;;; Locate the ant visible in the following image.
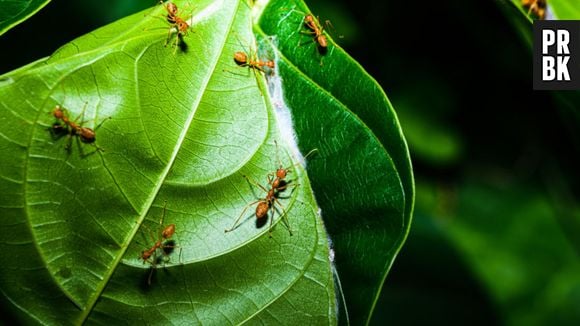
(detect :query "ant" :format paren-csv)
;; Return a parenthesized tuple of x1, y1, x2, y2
(234, 51, 275, 73)
(50, 104, 107, 155)
(282, 7, 340, 64)
(280, 7, 335, 53)
(225, 175, 291, 237)
(230, 39, 275, 96)
(225, 142, 317, 236)
(302, 14, 328, 52)
(268, 141, 318, 192)
(139, 201, 177, 285)
(522, 0, 546, 20)
(159, 0, 192, 52)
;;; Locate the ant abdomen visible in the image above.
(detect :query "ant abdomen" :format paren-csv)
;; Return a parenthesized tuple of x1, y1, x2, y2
(234, 51, 248, 65)
(79, 128, 96, 143)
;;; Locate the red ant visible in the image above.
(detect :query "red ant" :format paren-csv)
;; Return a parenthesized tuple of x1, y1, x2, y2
(268, 141, 318, 191)
(234, 51, 275, 73)
(225, 142, 317, 236)
(139, 201, 177, 285)
(225, 175, 291, 237)
(302, 14, 328, 51)
(159, 1, 192, 52)
(522, 0, 546, 20)
(283, 7, 342, 64)
(51, 104, 107, 155)
(280, 7, 335, 53)
(230, 41, 275, 96)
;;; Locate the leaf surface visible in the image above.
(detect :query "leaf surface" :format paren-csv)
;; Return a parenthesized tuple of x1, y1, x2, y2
(0, 0, 413, 324)
(0, 0, 335, 323)
(255, 0, 414, 324)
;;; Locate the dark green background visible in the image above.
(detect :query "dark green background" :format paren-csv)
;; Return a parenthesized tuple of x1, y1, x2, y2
(1, 0, 579, 325)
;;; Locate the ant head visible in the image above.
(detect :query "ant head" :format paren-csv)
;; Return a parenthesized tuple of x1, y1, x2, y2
(53, 105, 65, 119)
(304, 14, 315, 24)
(234, 51, 248, 65)
(276, 167, 289, 179)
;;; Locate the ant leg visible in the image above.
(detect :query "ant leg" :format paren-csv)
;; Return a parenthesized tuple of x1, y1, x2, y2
(94, 116, 111, 132)
(299, 29, 317, 43)
(297, 35, 317, 48)
(182, 2, 196, 20)
(73, 102, 89, 125)
(173, 33, 180, 54)
(76, 134, 85, 157)
(324, 20, 334, 31)
(272, 198, 292, 236)
(225, 200, 261, 233)
(243, 175, 270, 194)
(302, 148, 318, 160)
(79, 143, 101, 158)
(267, 173, 276, 186)
(65, 133, 73, 152)
(299, 29, 316, 36)
(279, 147, 318, 173)
(268, 205, 275, 237)
(165, 26, 174, 47)
(276, 181, 298, 193)
(140, 222, 159, 246)
(252, 69, 266, 97)
(223, 65, 252, 77)
(254, 65, 266, 74)
(146, 244, 161, 285)
(159, 201, 168, 225)
(147, 257, 157, 286)
(156, 201, 168, 238)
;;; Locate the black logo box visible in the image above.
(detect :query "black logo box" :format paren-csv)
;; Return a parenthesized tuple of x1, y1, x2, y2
(533, 20, 580, 90)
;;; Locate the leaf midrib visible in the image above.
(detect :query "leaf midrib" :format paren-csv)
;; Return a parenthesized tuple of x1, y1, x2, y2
(76, 0, 243, 322)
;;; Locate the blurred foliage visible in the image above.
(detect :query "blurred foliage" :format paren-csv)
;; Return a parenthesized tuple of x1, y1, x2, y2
(0, 0, 579, 324)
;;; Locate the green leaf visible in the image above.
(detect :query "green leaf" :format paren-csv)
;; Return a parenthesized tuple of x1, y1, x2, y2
(0, 0, 51, 36)
(0, 0, 412, 323)
(256, 0, 414, 324)
(548, 0, 580, 19)
(0, 0, 335, 323)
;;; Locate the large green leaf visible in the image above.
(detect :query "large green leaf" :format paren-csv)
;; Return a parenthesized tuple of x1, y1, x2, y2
(0, 0, 50, 36)
(546, 0, 580, 19)
(256, 0, 414, 324)
(0, 0, 412, 323)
